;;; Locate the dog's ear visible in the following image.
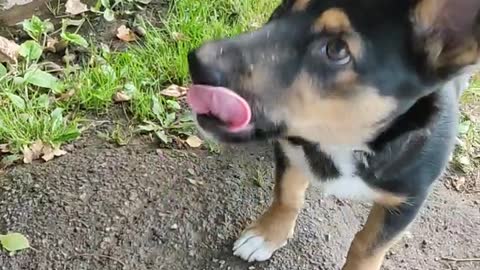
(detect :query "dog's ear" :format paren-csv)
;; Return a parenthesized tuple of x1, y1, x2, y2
(412, 0, 480, 78)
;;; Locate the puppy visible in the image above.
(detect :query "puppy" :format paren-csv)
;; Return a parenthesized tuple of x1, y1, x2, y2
(186, 0, 479, 269)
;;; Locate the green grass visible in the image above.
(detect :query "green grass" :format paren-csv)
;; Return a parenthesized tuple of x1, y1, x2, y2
(0, 0, 279, 161)
(454, 75, 480, 173)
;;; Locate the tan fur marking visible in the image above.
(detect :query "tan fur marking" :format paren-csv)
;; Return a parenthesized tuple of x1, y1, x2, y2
(374, 191, 407, 208)
(335, 70, 358, 86)
(413, 0, 447, 31)
(438, 39, 480, 67)
(344, 34, 364, 60)
(280, 73, 397, 145)
(313, 8, 352, 33)
(342, 204, 400, 270)
(247, 164, 310, 247)
(292, 0, 311, 11)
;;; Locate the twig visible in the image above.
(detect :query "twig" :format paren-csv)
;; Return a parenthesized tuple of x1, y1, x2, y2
(68, 253, 126, 267)
(441, 256, 480, 263)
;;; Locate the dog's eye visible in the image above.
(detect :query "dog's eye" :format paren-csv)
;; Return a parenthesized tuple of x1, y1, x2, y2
(325, 39, 351, 65)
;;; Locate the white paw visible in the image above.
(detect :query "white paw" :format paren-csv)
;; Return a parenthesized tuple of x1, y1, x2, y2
(232, 231, 286, 262)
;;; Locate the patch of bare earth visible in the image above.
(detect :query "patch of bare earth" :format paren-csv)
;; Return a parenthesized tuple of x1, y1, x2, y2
(0, 137, 479, 270)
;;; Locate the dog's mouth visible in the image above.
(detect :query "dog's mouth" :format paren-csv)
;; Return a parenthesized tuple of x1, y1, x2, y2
(187, 85, 253, 132)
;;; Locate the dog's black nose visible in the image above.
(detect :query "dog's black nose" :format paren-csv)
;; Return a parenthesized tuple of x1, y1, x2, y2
(188, 48, 225, 86)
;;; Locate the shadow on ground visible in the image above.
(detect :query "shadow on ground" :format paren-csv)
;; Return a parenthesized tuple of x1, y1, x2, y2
(1, 138, 479, 270)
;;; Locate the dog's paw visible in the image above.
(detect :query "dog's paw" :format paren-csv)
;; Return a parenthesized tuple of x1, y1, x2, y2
(233, 230, 288, 262)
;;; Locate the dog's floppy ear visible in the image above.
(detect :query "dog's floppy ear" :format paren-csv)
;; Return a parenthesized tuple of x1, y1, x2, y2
(412, 0, 480, 78)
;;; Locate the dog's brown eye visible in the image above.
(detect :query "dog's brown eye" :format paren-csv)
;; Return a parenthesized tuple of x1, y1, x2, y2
(325, 39, 351, 65)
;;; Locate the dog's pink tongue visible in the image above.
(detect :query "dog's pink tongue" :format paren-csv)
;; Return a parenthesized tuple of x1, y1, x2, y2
(187, 85, 252, 131)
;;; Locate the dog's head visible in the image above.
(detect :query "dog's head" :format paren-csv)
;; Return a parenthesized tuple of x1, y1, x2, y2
(187, 0, 480, 146)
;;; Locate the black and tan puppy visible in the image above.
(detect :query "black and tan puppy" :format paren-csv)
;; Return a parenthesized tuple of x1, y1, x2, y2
(186, 0, 480, 269)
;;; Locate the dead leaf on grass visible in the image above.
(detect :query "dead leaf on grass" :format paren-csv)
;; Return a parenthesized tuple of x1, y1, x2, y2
(0, 36, 20, 63)
(171, 31, 188, 41)
(113, 91, 131, 102)
(116, 25, 137, 42)
(42, 146, 67, 161)
(23, 140, 44, 164)
(65, 0, 89, 15)
(45, 37, 59, 53)
(160, 84, 188, 98)
(186, 135, 202, 148)
(0, 144, 10, 153)
(57, 89, 76, 101)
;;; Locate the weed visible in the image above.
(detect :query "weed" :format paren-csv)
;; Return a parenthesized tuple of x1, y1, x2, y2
(252, 165, 269, 188)
(0, 0, 280, 162)
(454, 75, 480, 173)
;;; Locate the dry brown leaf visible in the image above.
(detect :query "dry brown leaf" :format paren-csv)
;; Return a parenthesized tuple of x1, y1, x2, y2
(160, 84, 188, 98)
(45, 37, 59, 53)
(58, 89, 76, 101)
(0, 144, 10, 153)
(113, 91, 131, 102)
(23, 140, 44, 164)
(65, 0, 89, 15)
(186, 135, 203, 148)
(42, 146, 67, 162)
(116, 25, 137, 42)
(0, 36, 20, 63)
(171, 32, 188, 41)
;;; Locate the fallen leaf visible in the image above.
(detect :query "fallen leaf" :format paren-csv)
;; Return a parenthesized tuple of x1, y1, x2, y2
(186, 135, 203, 148)
(0, 144, 10, 153)
(42, 146, 67, 161)
(0, 233, 30, 252)
(186, 178, 204, 186)
(116, 25, 137, 42)
(45, 37, 59, 53)
(0, 36, 20, 63)
(23, 140, 44, 164)
(65, 0, 89, 15)
(160, 84, 188, 98)
(171, 31, 188, 41)
(57, 89, 76, 101)
(113, 91, 131, 102)
(452, 177, 466, 191)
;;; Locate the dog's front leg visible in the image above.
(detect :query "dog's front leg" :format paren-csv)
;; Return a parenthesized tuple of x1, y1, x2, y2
(233, 142, 310, 262)
(342, 196, 425, 270)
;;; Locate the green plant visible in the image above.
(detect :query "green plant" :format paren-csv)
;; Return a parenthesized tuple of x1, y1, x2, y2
(0, 233, 30, 254)
(22, 16, 54, 42)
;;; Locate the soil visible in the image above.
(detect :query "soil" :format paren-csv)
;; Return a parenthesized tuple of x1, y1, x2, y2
(1, 135, 479, 270)
(1, 1, 479, 269)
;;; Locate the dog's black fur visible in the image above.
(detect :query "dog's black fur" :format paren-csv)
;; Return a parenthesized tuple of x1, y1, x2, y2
(187, 0, 479, 268)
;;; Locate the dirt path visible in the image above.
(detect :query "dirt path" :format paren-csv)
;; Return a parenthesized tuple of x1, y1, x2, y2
(1, 139, 479, 270)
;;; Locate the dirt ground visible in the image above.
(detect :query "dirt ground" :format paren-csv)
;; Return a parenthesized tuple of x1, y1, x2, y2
(0, 134, 479, 270)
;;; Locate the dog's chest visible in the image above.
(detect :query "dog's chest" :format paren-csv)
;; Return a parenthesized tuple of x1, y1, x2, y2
(280, 141, 378, 201)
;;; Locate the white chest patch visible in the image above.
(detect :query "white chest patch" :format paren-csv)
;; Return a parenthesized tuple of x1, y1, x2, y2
(281, 142, 380, 202)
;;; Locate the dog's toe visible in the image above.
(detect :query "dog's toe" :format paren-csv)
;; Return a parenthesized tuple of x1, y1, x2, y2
(233, 231, 285, 262)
